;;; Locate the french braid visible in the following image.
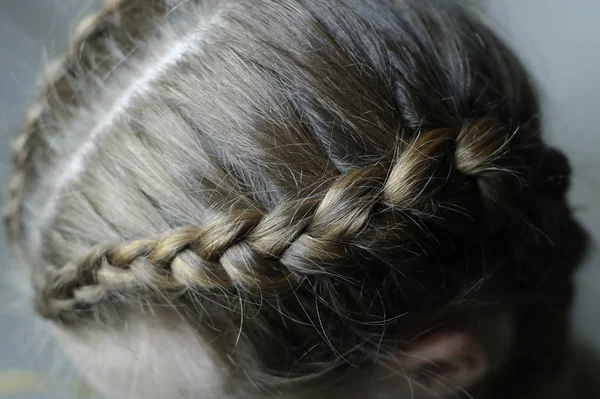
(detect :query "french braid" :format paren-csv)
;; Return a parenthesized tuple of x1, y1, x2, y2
(39, 121, 514, 319)
(4, 0, 163, 243)
(5, 1, 587, 396)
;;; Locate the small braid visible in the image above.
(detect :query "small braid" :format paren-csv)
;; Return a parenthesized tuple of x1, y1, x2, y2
(38, 121, 510, 319)
(4, 0, 175, 248)
(3, 0, 126, 243)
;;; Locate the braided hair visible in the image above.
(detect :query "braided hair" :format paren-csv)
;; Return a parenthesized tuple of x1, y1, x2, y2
(5, 0, 587, 397)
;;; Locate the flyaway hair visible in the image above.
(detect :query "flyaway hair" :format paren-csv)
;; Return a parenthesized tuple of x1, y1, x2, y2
(4, 1, 587, 398)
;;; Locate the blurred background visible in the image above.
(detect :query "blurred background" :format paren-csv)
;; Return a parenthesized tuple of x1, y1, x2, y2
(0, 0, 598, 398)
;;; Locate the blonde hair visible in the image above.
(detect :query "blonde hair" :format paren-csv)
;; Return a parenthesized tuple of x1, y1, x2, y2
(5, 0, 587, 397)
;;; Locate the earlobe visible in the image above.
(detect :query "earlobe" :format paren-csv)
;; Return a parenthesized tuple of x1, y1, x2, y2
(402, 329, 488, 396)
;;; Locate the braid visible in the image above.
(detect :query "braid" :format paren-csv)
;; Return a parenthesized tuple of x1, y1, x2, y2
(3, 0, 143, 242)
(7, 2, 587, 396)
(38, 120, 512, 319)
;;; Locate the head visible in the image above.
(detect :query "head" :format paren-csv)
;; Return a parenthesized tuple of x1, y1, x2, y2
(4, 0, 587, 398)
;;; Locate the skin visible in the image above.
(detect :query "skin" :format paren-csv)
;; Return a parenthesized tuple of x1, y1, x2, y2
(53, 309, 228, 399)
(52, 308, 519, 399)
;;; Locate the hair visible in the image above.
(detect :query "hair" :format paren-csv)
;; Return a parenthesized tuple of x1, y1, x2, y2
(4, 0, 588, 398)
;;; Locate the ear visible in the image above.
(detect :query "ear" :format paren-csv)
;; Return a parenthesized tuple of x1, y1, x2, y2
(401, 329, 488, 397)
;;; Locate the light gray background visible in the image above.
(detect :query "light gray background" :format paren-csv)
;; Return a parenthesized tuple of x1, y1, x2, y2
(0, 1, 598, 398)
